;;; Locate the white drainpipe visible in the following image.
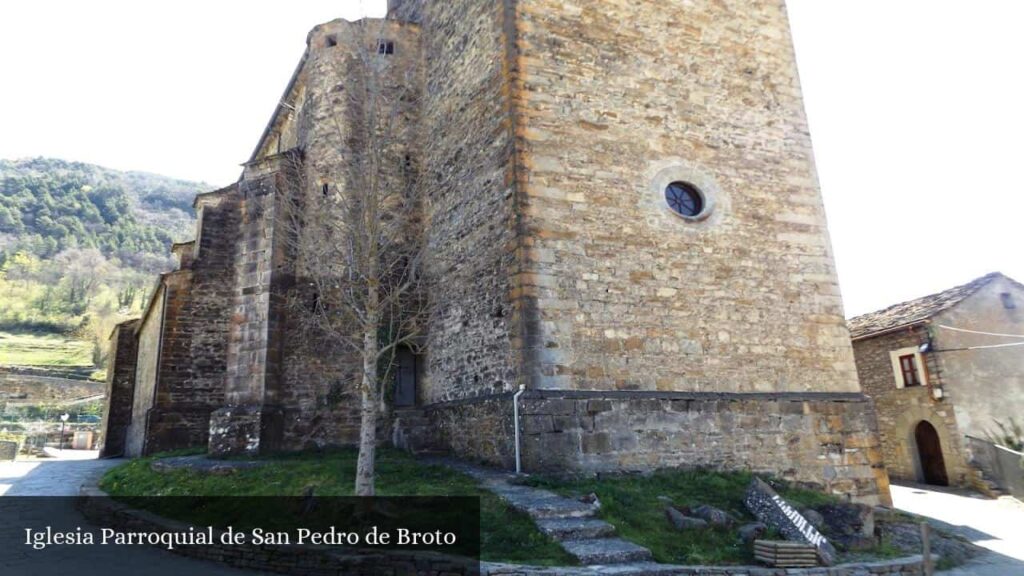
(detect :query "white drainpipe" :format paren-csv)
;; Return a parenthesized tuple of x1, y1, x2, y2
(513, 384, 526, 474)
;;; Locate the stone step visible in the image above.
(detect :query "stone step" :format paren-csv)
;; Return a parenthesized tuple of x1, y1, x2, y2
(389, 407, 425, 416)
(421, 458, 654, 566)
(485, 484, 597, 519)
(395, 422, 430, 430)
(393, 416, 430, 426)
(393, 413, 430, 423)
(394, 433, 443, 455)
(413, 449, 450, 457)
(967, 466, 1005, 498)
(559, 538, 653, 565)
(395, 421, 431, 430)
(393, 409, 428, 416)
(392, 410, 443, 455)
(536, 517, 617, 540)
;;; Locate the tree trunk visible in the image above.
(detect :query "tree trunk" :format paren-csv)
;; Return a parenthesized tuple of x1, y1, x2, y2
(355, 291, 380, 496)
(355, 370, 378, 496)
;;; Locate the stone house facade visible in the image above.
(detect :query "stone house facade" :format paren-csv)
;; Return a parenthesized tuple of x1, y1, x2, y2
(848, 272, 1024, 487)
(100, 0, 891, 505)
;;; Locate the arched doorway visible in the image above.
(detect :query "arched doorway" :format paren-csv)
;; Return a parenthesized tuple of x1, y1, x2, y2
(914, 421, 949, 486)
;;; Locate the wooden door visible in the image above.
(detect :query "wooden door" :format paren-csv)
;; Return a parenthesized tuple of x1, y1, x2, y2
(915, 420, 949, 486)
(393, 347, 417, 408)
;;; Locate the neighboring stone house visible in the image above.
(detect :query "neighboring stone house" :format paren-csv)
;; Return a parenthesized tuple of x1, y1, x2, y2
(100, 0, 892, 504)
(848, 272, 1024, 487)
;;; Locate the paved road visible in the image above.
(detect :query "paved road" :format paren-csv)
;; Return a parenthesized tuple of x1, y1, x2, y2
(0, 454, 116, 496)
(0, 454, 267, 575)
(891, 483, 1024, 575)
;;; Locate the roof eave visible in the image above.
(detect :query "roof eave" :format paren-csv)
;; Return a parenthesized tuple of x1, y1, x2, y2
(850, 319, 930, 342)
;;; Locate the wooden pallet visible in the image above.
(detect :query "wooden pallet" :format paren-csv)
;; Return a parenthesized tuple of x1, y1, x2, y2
(753, 539, 819, 568)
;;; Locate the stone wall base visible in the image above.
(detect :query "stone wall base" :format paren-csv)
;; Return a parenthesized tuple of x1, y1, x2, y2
(426, 394, 516, 469)
(425, 391, 892, 506)
(143, 406, 215, 456)
(99, 428, 127, 459)
(209, 404, 284, 457)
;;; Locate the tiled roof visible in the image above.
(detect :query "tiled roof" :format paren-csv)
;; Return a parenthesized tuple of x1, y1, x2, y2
(847, 272, 1006, 340)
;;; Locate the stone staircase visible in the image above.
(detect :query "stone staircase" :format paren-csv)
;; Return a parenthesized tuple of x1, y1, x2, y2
(968, 465, 1004, 498)
(391, 408, 446, 455)
(432, 458, 655, 566)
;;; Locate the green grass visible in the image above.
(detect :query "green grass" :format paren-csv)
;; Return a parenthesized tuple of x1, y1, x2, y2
(517, 469, 850, 565)
(0, 330, 93, 367)
(100, 448, 574, 566)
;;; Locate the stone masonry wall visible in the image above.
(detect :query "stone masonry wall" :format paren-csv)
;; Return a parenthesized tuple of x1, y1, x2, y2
(99, 319, 139, 457)
(206, 19, 428, 454)
(122, 191, 239, 456)
(142, 272, 214, 454)
(416, 0, 525, 403)
(116, 2, 888, 493)
(125, 283, 163, 457)
(271, 20, 421, 451)
(213, 166, 293, 455)
(225, 167, 285, 408)
(852, 327, 970, 485)
(263, 8, 524, 410)
(427, 390, 890, 505)
(185, 192, 239, 402)
(144, 192, 238, 455)
(512, 0, 859, 393)
(427, 393, 518, 469)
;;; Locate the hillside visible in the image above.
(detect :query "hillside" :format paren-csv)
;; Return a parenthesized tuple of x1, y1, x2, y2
(0, 158, 201, 269)
(0, 157, 204, 370)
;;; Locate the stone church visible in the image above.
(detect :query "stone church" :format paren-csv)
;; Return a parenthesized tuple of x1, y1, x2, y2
(100, 0, 891, 505)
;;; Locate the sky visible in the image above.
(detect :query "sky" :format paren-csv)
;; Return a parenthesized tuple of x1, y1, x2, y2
(0, 1, 1020, 317)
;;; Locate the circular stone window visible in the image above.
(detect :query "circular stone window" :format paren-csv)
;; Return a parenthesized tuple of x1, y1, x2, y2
(664, 181, 707, 219)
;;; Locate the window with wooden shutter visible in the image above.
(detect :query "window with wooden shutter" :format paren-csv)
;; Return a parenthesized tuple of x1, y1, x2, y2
(899, 354, 921, 387)
(890, 346, 928, 389)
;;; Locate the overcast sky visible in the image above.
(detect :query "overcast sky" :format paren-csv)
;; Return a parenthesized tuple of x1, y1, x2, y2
(0, 1, 1020, 317)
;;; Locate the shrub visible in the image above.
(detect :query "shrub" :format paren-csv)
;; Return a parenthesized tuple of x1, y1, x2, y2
(986, 417, 1024, 452)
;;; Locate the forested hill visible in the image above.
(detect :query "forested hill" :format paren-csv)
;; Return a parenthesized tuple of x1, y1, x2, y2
(0, 158, 204, 366)
(0, 157, 204, 272)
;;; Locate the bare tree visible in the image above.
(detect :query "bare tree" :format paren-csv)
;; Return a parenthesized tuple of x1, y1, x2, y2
(54, 247, 110, 305)
(279, 16, 427, 496)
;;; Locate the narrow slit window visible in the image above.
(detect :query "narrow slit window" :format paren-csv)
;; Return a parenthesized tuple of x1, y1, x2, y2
(322, 183, 329, 196)
(325, 34, 337, 48)
(377, 40, 395, 55)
